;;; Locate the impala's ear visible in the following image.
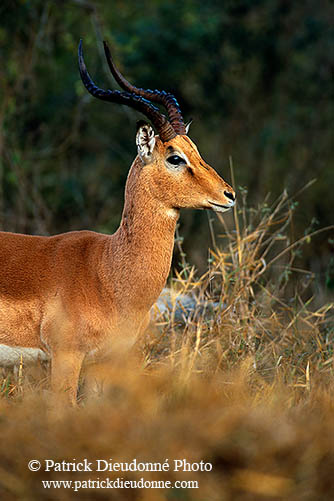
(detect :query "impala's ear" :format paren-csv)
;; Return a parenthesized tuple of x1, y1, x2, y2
(185, 119, 193, 135)
(136, 121, 156, 164)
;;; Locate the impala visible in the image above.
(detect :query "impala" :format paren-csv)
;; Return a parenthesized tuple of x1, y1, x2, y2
(0, 40, 235, 404)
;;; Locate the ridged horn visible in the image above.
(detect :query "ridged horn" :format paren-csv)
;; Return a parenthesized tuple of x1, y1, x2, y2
(78, 40, 177, 142)
(103, 41, 186, 136)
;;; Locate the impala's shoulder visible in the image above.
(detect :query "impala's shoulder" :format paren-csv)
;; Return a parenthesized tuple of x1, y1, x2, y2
(49, 230, 110, 247)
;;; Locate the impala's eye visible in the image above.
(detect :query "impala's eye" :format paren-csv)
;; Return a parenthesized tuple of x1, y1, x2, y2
(167, 155, 186, 167)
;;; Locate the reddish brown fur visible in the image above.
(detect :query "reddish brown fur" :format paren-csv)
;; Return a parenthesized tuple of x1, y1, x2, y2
(0, 134, 235, 404)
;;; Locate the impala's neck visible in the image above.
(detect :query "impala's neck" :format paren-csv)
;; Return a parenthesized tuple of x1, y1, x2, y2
(108, 157, 179, 311)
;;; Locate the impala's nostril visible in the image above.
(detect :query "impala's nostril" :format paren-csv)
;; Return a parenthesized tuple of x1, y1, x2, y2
(224, 191, 235, 202)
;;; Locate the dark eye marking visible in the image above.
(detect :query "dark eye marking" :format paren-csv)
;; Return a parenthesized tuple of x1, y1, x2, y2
(187, 166, 195, 176)
(167, 155, 186, 167)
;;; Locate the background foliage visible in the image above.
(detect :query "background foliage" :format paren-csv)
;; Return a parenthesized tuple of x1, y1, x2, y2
(0, 0, 333, 291)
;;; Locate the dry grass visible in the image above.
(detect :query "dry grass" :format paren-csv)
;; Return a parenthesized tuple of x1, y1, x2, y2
(0, 187, 333, 500)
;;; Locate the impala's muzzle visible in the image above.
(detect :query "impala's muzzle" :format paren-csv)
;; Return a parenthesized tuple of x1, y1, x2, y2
(207, 187, 236, 213)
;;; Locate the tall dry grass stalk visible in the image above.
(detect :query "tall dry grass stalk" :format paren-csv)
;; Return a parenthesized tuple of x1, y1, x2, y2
(0, 187, 333, 500)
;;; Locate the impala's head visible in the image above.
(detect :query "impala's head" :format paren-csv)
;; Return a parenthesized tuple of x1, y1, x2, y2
(78, 40, 235, 213)
(135, 122, 235, 212)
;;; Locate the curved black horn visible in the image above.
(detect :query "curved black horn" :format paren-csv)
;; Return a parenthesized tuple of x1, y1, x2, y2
(78, 40, 176, 142)
(103, 41, 186, 136)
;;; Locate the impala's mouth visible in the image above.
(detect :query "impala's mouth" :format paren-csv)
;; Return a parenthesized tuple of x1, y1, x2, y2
(208, 201, 234, 212)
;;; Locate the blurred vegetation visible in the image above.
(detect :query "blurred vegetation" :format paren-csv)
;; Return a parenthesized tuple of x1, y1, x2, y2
(0, 0, 333, 289)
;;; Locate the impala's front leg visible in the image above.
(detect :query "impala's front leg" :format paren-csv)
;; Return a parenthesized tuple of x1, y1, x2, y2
(82, 314, 150, 400)
(51, 349, 85, 405)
